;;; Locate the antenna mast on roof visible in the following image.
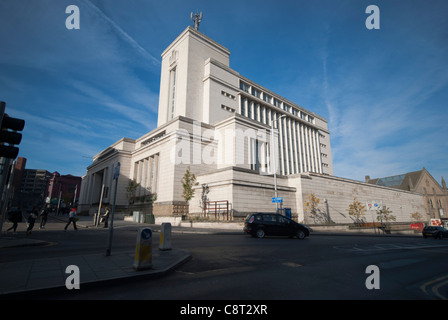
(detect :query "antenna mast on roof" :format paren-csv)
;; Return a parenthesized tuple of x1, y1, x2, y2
(191, 11, 203, 31)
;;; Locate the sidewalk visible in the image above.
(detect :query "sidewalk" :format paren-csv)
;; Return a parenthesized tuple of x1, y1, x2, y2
(0, 216, 191, 298)
(0, 248, 191, 298)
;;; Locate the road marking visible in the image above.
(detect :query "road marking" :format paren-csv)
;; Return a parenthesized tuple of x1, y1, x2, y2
(432, 279, 448, 300)
(334, 243, 448, 253)
(420, 275, 448, 300)
(378, 258, 426, 269)
(282, 262, 302, 268)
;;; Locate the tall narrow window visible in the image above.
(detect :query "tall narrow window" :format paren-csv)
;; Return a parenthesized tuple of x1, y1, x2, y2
(240, 97, 246, 116)
(250, 139, 259, 171)
(240, 81, 249, 93)
(248, 100, 252, 119)
(168, 67, 177, 119)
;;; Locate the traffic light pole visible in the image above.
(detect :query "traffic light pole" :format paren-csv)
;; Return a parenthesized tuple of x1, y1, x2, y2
(0, 101, 25, 234)
(0, 158, 15, 235)
(0, 101, 25, 159)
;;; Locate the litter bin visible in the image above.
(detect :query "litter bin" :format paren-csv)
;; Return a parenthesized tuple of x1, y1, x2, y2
(133, 211, 146, 223)
(145, 213, 155, 224)
(285, 208, 291, 219)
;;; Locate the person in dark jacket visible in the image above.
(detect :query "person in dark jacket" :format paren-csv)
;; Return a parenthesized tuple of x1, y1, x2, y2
(7, 206, 22, 233)
(102, 206, 110, 228)
(26, 206, 38, 235)
(39, 205, 50, 229)
(64, 207, 78, 231)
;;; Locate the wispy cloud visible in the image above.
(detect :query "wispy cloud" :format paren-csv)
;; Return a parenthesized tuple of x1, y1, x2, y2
(69, 80, 156, 132)
(318, 12, 448, 182)
(81, 0, 160, 67)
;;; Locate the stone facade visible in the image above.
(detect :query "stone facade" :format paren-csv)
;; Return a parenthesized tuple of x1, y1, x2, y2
(79, 25, 429, 227)
(298, 173, 425, 225)
(79, 26, 334, 218)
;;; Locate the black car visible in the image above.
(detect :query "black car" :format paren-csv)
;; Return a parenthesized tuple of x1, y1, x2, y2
(422, 226, 448, 239)
(244, 213, 311, 239)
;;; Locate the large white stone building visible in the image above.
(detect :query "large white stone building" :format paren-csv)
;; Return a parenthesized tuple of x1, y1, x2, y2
(79, 25, 426, 225)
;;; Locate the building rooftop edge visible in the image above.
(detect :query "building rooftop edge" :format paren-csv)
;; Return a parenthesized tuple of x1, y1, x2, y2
(161, 26, 231, 58)
(206, 58, 328, 125)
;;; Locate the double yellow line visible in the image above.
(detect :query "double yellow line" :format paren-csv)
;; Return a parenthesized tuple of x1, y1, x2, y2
(420, 275, 448, 300)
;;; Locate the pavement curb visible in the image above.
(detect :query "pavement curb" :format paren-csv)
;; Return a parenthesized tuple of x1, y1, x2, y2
(0, 248, 192, 299)
(0, 237, 54, 249)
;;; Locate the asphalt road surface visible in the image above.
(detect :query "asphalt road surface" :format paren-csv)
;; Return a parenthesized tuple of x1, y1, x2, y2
(8, 221, 446, 301)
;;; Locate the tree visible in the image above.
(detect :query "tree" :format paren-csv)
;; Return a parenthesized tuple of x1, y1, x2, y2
(347, 197, 366, 226)
(410, 211, 424, 222)
(304, 193, 322, 224)
(181, 167, 199, 204)
(126, 179, 140, 205)
(376, 206, 396, 224)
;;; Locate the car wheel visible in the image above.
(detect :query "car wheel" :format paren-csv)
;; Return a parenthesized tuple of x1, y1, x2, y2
(296, 230, 306, 240)
(256, 229, 265, 238)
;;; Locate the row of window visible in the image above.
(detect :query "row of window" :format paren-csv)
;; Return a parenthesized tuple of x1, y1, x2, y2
(221, 90, 236, 100)
(240, 81, 314, 124)
(241, 95, 323, 175)
(428, 198, 444, 209)
(221, 104, 236, 113)
(278, 115, 322, 175)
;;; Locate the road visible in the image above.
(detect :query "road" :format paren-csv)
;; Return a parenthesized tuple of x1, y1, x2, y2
(4, 219, 447, 300)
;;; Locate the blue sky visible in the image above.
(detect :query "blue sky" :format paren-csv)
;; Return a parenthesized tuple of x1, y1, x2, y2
(0, 0, 447, 185)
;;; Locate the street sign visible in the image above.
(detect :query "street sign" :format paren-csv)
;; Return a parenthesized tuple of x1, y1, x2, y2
(272, 197, 283, 203)
(113, 162, 120, 180)
(410, 223, 424, 230)
(142, 228, 152, 240)
(366, 200, 383, 210)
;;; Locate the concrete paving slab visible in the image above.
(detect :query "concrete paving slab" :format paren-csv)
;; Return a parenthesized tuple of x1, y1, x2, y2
(0, 248, 191, 297)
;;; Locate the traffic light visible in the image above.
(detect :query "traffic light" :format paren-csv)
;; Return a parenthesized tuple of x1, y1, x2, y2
(0, 101, 25, 159)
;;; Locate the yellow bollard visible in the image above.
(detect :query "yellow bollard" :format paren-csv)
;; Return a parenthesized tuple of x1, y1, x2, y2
(159, 223, 172, 251)
(133, 228, 152, 271)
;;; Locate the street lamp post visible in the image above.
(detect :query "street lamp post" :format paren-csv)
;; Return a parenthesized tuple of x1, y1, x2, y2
(106, 162, 120, 257)
(271, 114, 286, 213)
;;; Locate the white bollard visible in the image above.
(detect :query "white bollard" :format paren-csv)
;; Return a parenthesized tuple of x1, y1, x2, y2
(133, 228, 152, 271)
(159, 223, 172, 251)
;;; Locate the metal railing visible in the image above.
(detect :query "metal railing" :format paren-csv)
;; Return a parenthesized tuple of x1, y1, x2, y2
(204, 200, 230, 220)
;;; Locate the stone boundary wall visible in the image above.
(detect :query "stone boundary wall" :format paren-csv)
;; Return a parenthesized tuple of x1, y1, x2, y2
(298, 173, 426, 225)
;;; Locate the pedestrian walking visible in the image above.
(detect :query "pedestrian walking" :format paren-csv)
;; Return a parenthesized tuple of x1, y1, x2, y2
(7, 206, 22, 233)
(64, 207, 78, 231)
(102, 206, 110, 228)
(39, 204, 49, 229)
(26, 206, 38, 235)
